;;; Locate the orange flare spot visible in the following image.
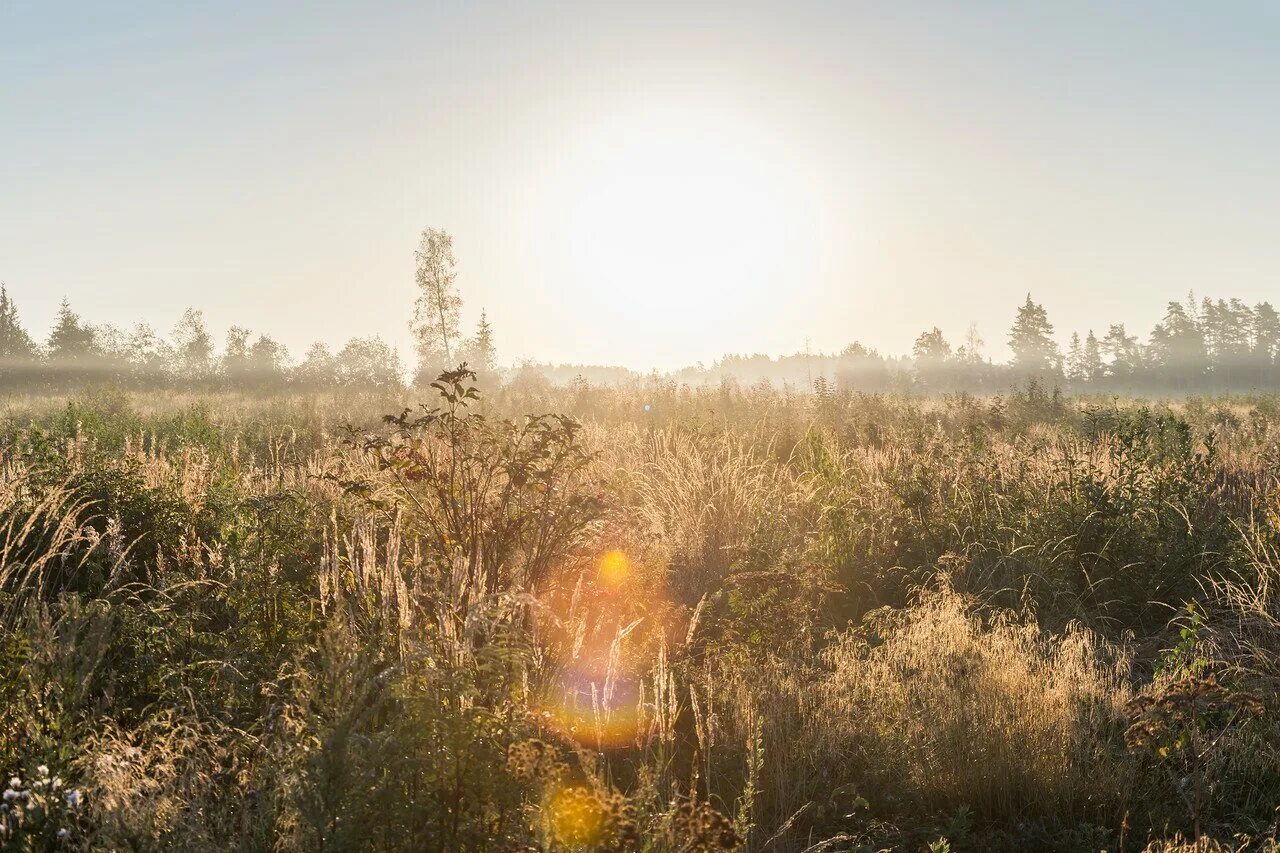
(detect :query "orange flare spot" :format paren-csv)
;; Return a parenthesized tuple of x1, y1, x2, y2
(597, 550, 631, 587)
(547, 784, 606, 846)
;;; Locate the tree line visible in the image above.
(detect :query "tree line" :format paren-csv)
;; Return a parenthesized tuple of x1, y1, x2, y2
(0, 291, 409, 393)
(2, 228, 1278, 395)
(676, 293, 1280, 395)
(900, 292, 1280, 394)
(0, 227, 496, 394)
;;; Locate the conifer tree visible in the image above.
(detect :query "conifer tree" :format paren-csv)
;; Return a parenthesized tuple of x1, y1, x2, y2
(1082, 330, 1104, 381)
(46, 299, 97, 362)
(1065, 332, 1084, 382)
(1008, 294, 1060, 375)
(1101, 323, 1141, 380)
(462, 309, 497, 376)
(0, 284, 38, 362)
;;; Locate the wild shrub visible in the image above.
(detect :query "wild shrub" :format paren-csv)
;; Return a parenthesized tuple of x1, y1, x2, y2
(346, 366, 603, 603)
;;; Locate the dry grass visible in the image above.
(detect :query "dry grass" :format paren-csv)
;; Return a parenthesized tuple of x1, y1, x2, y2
(1, 382, 1280, 850)
(813, 584, 1132, 823)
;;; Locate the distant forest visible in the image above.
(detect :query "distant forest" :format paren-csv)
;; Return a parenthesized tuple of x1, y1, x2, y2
(1, 229, 1278, 396)
(2, 284, 1279, 396)
(688, 293, 1280, 396)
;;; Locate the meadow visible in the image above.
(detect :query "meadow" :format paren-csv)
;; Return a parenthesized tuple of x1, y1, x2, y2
(3, 372, 1280, 851)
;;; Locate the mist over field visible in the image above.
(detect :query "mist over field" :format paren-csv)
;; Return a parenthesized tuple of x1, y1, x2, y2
(7, 3, 1280, 852)
(3, 273, 1279, 398)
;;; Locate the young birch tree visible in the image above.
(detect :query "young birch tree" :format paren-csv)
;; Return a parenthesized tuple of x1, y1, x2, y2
(411, 227, 462, 384)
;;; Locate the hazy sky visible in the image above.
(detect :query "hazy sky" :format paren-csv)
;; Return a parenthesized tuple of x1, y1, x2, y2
(4, 1, 1280, 369)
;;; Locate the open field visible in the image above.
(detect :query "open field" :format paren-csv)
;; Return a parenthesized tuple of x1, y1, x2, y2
(3, 376, 1280, 851)
(12, 1, 1280, 849)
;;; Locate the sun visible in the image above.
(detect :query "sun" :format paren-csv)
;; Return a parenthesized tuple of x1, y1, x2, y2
(566, 128, 789, 308)
(537, 102, 811, 340)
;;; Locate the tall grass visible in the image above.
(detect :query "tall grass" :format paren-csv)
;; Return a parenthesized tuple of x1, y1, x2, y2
(1, 378, 1279, 849)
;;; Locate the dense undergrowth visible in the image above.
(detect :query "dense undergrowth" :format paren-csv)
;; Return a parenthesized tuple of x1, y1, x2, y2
(2, 375, 1280, 850)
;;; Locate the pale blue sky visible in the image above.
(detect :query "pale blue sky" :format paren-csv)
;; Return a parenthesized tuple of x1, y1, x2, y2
(4, 1, 1280, 368)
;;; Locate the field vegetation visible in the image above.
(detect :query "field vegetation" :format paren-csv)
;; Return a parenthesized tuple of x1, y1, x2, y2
(2, 371, 1280, 851)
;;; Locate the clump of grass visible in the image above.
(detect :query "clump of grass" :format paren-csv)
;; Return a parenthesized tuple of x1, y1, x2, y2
(812, 584, 1133, 827)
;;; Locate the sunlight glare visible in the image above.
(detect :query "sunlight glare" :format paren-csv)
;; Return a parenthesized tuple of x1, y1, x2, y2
(542, 103, 810, 337)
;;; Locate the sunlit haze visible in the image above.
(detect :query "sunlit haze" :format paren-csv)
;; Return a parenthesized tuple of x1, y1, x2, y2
(5, 2, 1280, 370)
(8, 7, 1280, 848)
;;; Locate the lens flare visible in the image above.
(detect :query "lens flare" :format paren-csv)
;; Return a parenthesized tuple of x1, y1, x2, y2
(534, 549, 661, 749)
(546, 785, 606, 846)
(543, 665, 645, 750)
(597, 549, 631, 587)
